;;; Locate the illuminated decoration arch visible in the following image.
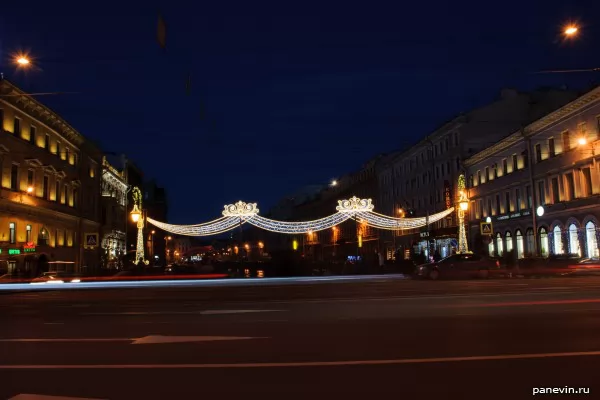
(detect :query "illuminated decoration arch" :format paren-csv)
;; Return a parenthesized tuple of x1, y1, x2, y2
(146, 196, 455, 236)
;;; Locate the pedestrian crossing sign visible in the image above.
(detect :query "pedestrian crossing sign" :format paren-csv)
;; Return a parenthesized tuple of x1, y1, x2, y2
(84, 233, 99, 248)
(480, 222, 493, 236)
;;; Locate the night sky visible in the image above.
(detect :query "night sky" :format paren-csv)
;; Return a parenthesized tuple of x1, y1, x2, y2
(1, 0, 598, 223)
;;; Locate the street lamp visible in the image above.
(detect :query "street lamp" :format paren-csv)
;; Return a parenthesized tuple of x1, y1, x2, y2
(330, 180, 338, 187)
(14, 54, 31, 68)
(578, 137, 588, 146)
(129, 187, 148, 265)
(564, 25, 578, 37)
(457, 175, 470, 254)
(26, 186, 33, 194)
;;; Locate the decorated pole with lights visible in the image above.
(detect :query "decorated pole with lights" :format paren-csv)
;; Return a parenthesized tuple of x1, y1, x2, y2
(457, 175, 470, 254)
(129, 187, 148, 265)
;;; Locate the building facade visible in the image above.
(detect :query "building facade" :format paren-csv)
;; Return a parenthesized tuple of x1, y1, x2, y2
(0, 78, 102, 276)
(100, 157, 128, 269)
(290, 156, 383, 263)
(465, 86, 600, 260)
(377, 88, 579, 261)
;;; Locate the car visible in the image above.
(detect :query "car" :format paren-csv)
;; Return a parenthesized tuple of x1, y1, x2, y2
(516, 256, 583, 277)
(414, 253, 499, 280)
(30, 272, 81, 284)
(565, 258, 600, 276)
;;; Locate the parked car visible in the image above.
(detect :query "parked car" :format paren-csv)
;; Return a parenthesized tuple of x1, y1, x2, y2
(414, 253, 500, 280)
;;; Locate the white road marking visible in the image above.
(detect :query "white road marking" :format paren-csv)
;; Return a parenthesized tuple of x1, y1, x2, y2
(0, 335, 268, 345)
(43, 323, 64, 325)
(537, 287, 575, 290)
(9, 394, 105, 400)
(131, 335, 267, 344)
(2, 349, 600, 369)
(83, 309, 284, 316)
(199, 310, 283, 315)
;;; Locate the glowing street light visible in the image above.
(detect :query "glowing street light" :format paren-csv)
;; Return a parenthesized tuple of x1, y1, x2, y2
(578, 137, 588, 146)
(15, 54, 31, 67)
(330, 180, 338, 187)
(26, 186, 34, 194)
(564, 25, 578, 37)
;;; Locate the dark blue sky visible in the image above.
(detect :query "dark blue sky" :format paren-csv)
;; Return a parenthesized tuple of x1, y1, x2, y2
(1, 0, 598, 223)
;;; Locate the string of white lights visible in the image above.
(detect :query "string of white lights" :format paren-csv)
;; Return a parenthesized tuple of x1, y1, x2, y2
(355, 208, 455, 230)
(247, 213, 352, 234)
(145, 198, 456, 236)
(147, 216, 247, 236)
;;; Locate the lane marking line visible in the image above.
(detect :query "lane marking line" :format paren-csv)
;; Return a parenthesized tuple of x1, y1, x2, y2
(2, 349, 600, 369)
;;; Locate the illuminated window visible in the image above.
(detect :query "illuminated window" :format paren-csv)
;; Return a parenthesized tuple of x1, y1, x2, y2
(505, 232, 513, 253)
(569, 224, 581, 257)
(89, 167, 95, 178)
(516, 230, 524, 259)
(553, 226, 563, 255)
(9, 222, 16, 244)
(496, 233, 503, 257)
(539, 227, 549, 257)
(526, 228, 534, 256)
(26, 224, 32, 243)
(585, 221, 599, 258)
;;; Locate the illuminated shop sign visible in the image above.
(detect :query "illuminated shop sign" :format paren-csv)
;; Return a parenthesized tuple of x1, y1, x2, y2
(8, 249, 21, 255)
(496, 209, 531, 221)
(23, 243, 36, 253)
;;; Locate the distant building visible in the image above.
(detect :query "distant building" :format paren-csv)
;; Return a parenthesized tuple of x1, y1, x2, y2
(0, 78, 102, 275)
(100, 157, 128, 268)
(377, 87, 579, 261)
(465, 86, 600, 259)
(287, 156, 384, 263)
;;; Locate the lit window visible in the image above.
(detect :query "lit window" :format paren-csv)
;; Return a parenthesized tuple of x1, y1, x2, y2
(9, 222, 16, 244)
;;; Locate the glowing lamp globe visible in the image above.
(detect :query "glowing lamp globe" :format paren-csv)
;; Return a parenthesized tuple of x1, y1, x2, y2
(130, 204, 142, 223)
(536, 206, 545, 217)
(459, 200, 469, 211)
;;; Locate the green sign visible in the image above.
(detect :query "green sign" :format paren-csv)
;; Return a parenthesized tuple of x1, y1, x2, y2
(23, 247, 36, 253)
(8, 249, 21, 255)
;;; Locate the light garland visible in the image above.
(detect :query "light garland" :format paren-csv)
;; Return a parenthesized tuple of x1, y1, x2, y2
(246, 213, 352, 234)
(355, 208, 455, 230)
(146, 197, 455, 236)
(147, 216, 247, 236)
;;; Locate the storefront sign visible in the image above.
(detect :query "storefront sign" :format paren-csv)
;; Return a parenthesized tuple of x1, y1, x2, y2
(8, 248, 21, 255)
(420, 231, 430, 238)
(496, 209, 532, 222)
(23, 243, 36, 253)
(444, 180, 453, 209)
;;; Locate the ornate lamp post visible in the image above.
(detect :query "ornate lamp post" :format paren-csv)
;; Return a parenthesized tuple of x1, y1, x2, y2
(130, 187, 148, 265)
(457, 175, 470, 254)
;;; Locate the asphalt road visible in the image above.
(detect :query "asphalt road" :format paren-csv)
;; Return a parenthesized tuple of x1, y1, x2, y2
(2, 275, 600, 399)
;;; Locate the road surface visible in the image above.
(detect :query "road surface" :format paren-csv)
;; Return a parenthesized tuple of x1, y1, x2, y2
(2, 275, 600, 399)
